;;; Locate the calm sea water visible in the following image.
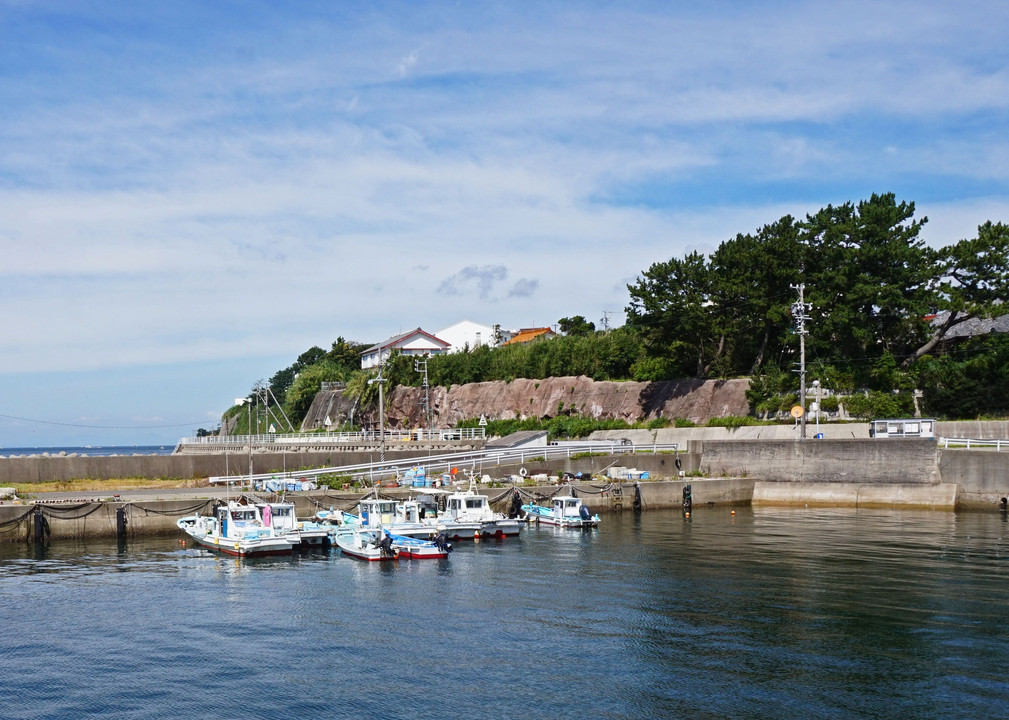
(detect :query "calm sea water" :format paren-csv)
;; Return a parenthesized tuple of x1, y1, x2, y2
(1, 508, 1007, 720)
(0, 445, 174, 457)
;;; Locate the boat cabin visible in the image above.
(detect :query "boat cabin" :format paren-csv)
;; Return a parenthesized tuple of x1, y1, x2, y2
(446, 493, 489, 518)
(553, 497, 585, 518)
(359, 499, 399, 529)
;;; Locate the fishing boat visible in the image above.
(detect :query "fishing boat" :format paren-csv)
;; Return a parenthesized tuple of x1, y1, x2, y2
(387, 531, 452, 559)
(253, 499, 331, 548)
(177, 501, 294, 557)
(333, 528, 399, 562)
(439, 484, 522, 538)
(522, 493, 600, 528)
(354, 498, 440, 538)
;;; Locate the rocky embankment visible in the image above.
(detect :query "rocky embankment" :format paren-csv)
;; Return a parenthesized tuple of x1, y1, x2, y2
(301, 375, 750, 430)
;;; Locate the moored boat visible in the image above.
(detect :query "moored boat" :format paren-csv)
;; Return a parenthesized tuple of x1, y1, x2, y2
(253, 499, 331, 548)
(522, 493, 600, 528)
(177, 501, 294, 557)
(333, 528, 399, 562)
(438, 485, 522, 538)
(387, 531, 452, 559)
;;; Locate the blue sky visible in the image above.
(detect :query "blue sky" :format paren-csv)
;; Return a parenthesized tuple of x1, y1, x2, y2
(1, 0, 1007, 446)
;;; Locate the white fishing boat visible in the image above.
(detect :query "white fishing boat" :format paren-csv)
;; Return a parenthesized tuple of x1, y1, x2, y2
(254, 499, 330, 548)
(333, 528, 399, 562)
(353, 498, 440, 539)
(521, 493, 600, 528)
(439, 484, 522, 538)
(177, 501, 294, 557)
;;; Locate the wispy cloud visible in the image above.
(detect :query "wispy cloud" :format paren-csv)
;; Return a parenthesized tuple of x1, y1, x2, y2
(437, 265, 509, 301)
(0, 0, 1007, 443)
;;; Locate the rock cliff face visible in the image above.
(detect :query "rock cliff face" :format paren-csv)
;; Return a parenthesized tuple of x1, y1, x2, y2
(303, 376, 751, 430)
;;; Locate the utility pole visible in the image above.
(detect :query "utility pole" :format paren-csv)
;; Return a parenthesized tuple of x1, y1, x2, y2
(414, 358, 431, 430)
(369, 350, 387, 464)
(791, 283, 812, 440)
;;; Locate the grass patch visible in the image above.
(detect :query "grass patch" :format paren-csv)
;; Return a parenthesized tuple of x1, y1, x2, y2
(14, 477, 206, 495)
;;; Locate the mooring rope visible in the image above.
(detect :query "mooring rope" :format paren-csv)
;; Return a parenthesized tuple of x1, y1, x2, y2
(0, 507, 35, 533)
(35, 503, 107, 521)
(131, 499, 216, 517)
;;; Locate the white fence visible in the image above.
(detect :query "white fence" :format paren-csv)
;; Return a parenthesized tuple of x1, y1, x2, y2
(208, 440, 679, 485)
(938, 437, 1009, 450)
(181, 428, 486, 447)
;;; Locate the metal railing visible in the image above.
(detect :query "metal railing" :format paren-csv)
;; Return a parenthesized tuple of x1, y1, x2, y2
(180, 428, 486, 447)
(208, 440, 679, 485)
(938, 437, 1009, 450)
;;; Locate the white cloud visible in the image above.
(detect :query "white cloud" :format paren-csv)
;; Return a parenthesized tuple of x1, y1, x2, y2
(0, 0, 1007, 443)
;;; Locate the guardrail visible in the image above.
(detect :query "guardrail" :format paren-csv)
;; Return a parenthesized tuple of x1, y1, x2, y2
(208, 440, 680, 485)
(938, 437, 1009, 450)
(180, 428, 486, 446)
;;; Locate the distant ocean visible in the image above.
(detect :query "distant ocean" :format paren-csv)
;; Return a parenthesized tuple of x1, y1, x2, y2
(0, 445, 174, 458)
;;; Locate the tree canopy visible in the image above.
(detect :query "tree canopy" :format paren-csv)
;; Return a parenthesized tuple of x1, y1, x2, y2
(229, 193, 1009, 428)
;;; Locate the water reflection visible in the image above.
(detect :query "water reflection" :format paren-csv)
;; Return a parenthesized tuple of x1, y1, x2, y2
(0, 508, 1006, 719)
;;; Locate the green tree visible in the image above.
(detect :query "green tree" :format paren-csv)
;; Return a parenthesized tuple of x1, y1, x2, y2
(558, 315, 596, 336)
(284, 362, 346, 425)
(626, 250, 716, 377)
(905, 221, 1009, 366)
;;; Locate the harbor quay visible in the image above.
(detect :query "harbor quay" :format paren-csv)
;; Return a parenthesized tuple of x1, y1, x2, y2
(3, 427, 1009, 542)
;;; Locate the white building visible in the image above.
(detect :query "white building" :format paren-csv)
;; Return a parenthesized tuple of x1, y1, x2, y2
(436, 320, 499, 353)
(360, 328, 452, 369)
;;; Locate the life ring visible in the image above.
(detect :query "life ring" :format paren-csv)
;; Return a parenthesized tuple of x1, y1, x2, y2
(519, 467, 528, 477)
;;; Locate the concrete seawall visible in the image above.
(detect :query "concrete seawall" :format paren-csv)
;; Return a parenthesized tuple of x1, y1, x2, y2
(5, 437, 1009, 515)
(0, 478, 750, 543)
(700, 438, 940, 485)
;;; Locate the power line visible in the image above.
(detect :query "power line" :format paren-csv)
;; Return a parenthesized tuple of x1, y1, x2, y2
(0, 412, 206, 430)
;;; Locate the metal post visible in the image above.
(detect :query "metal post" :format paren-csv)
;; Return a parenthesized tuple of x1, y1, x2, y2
(791, 283, 811, 440)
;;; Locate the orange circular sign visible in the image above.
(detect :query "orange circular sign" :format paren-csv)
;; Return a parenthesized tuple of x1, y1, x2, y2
(790, 405, 804, 418)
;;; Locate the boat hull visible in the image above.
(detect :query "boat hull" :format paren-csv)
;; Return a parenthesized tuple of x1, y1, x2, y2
(334, 532, 399, 562)
(177, 514, 295, 557)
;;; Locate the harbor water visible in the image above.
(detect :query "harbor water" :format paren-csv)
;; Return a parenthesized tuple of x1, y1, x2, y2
(1, 508, 1007, 719)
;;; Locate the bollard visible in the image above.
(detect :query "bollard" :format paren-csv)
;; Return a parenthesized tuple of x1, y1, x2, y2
(33, 508, 49, 543)
(116, 506, 128, 539)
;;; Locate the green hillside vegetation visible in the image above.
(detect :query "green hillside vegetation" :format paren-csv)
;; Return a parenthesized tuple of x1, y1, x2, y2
(218, 193, 1009, 435)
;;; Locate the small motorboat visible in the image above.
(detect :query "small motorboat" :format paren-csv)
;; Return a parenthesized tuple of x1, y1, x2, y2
(522, 493, 600, 528)
(387, 531, 452, 559)
(334, 528, 399, 562)
(438, 483, 522, 539)
(177, 501, 294, 557)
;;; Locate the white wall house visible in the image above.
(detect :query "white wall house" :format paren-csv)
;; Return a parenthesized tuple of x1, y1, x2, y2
(436, 320, 498, 353)
(359, 328, 451, 369)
